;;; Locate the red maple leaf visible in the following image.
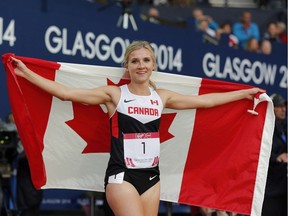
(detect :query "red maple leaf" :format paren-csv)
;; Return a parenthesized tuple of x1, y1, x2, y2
(66, 103, 110, 153)
(159, 113, 176, 143)
(66, 78, 176, 154)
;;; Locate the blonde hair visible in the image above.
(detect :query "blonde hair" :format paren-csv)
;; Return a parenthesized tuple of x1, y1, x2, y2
(123, 40, 157, 90)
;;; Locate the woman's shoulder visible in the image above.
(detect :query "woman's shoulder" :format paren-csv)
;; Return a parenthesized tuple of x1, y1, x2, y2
(100, 85, 121, 97)
(155, 88, 175, 99)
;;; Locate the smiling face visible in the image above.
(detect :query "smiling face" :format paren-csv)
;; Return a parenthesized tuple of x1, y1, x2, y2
(126, 47, 155, 85)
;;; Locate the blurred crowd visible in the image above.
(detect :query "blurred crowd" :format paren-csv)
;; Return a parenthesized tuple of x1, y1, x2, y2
(88, 0, 287, 56)
(193, 8, 286, 54)
(141, 5, 287, 55)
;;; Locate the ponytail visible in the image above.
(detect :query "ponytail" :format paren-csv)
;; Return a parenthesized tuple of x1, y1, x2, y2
(149, 80, 157, 90)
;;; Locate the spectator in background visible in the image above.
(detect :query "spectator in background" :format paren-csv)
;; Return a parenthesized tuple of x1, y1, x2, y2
(232, 10, 260, 49)
(5, 113, 43, 216)
(17, 155, 43, 216)
(193, 8, 219, 31)
(197, 17, 218, 45)
(140, 7, 160, 24)
(259, 40, 272, 55)
(140, 7, 186, 28)
(262, 21, 281, 44)
(262, 94, 287, 216)
(244, 38, 259, 53)
(216, 22, 239, 48)
(198, 17, 216, 37)
(276, 22, 288, 44)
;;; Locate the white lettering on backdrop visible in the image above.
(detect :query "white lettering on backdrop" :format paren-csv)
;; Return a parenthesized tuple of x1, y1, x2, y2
(44, 25, 183, 72)
(203, 52, 287, 89)
(0, 17, 16, 46)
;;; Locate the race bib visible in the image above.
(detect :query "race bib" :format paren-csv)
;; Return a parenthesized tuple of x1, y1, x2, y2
(123, 132, 160, 169)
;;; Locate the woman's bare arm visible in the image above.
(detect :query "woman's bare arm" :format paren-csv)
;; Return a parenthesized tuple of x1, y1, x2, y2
(11, 57, 119, 105)
(158, 88, 264, 110)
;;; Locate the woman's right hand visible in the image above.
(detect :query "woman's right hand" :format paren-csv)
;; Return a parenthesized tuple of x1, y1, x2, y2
(10, 57, 29, 77)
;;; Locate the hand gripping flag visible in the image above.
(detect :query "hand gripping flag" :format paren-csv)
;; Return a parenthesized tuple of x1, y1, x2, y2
(2, 54, 275, 215)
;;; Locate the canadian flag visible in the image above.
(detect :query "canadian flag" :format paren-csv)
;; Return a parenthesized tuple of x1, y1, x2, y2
(2, 54, 274, 215)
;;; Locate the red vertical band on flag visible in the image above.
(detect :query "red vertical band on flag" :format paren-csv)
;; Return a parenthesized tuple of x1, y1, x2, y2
(178, 78, 268, 214)
(2, 54, 60, 189)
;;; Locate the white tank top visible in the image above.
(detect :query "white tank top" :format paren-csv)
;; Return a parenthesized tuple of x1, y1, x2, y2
(116, 84, 163, 124)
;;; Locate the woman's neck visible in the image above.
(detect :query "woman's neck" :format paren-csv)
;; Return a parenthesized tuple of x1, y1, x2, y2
(127, 82, 150, 96)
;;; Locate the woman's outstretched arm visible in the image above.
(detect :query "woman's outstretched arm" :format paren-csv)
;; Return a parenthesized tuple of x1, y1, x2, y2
(158, 87, 264, 110)
(11, 57, 118, 105)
